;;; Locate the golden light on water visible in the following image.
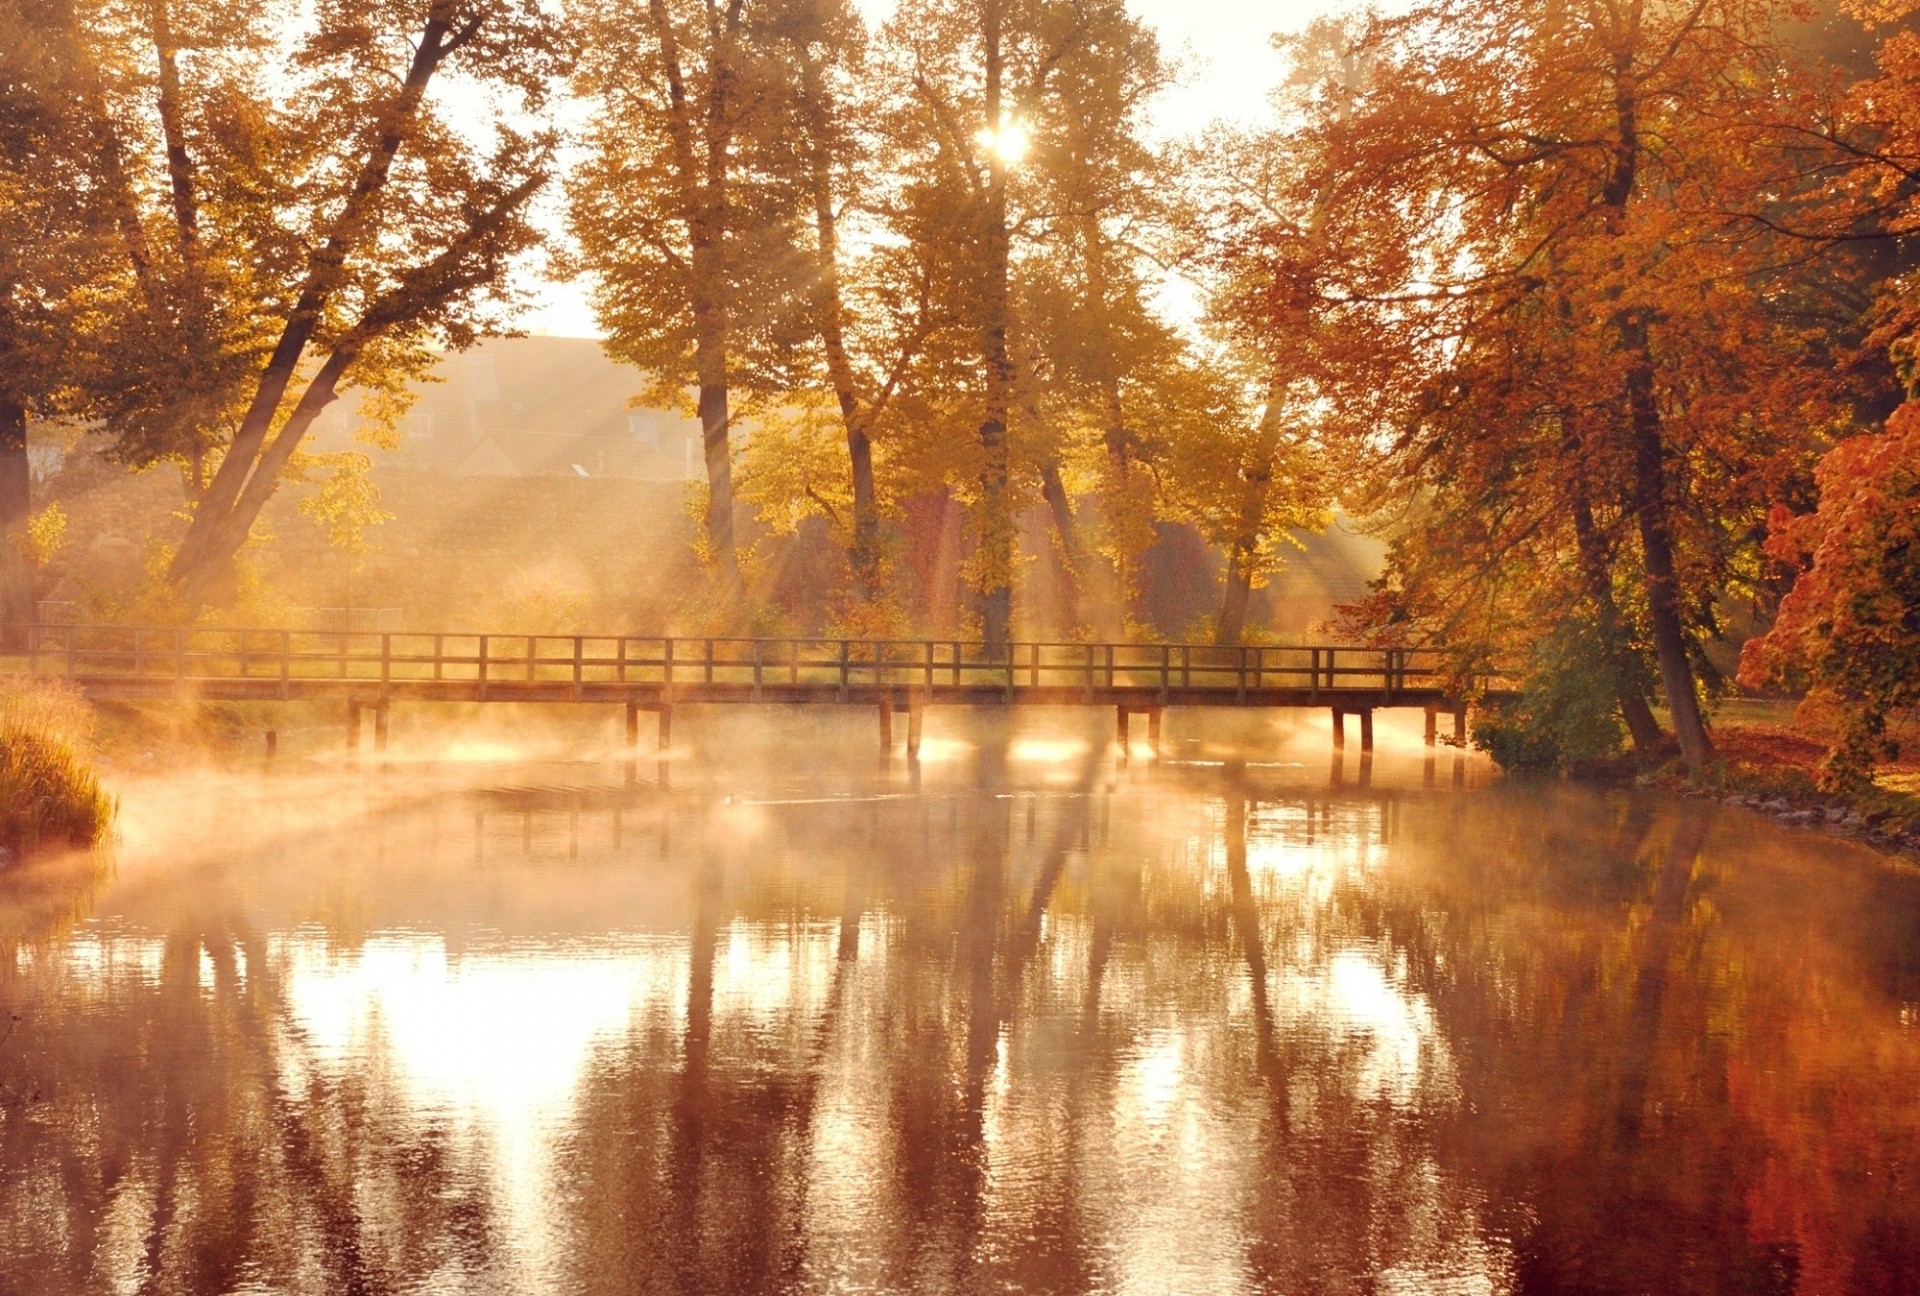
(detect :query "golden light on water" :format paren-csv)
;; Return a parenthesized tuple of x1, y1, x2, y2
(1009, 737, 1088, 764)
(13, 729, 1920, 1294)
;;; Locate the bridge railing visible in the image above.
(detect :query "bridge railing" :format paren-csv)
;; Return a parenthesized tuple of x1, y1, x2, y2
(0, 625, 1500, 698)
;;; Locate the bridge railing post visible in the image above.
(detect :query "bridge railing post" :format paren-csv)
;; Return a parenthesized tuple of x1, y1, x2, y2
(754, 639, 765, 701)
(281, 630, 291, 700)
(837, 640, 848, 700)
(925, 640, 934, 693)
(478, 635, 489, 700)
(1159, 645, 1170, 702)
(1084, 643, 1094, 701)
(382, 634, 392, 689)
(663, 638, 674, 694)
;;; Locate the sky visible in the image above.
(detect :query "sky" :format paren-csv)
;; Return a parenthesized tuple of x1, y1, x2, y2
(514, 0, 1351, 338)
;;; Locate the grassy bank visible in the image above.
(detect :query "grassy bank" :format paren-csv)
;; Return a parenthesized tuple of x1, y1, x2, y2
(0, 678, 115, 859)
(1655, 701, 1920, 856)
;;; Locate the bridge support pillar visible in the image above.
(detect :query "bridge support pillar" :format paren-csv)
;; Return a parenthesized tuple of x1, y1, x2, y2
(626, 701, 671, 753)
(1147, 707, 1161, 754)
(347, 701, 361, 753)
(1331, 707, 1346, 750)
(878, 697, 894, 751)
(1359, 708, 1374, 753)
(1116, 706, 1130, 755)
(1424, 705, 1437, 747)
(374, 702, 390, 753)
(1452, 704, 1468, 746)
(906, 700, 923, 759)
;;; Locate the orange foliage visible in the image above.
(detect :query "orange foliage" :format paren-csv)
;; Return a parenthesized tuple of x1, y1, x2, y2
(1739, 406, 1920, 788)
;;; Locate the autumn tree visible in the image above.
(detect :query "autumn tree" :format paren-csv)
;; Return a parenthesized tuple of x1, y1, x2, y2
(1009, 0, 1176, 634)
(569, 0, 816, 600)
(0, 1, 112, 642)
(863, 0, 1205, 646)
(869, 0, 1038, 646)
(1219, 4, 1853, 772)
(729, 0, 966, 620)
(104, 0, 574, 608)
(1736, 0, 1920, 787)
(1739, 408, 1920, 788)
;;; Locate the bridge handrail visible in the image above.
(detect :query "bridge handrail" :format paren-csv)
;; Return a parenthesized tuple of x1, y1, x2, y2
(0, 624, 1513, 697)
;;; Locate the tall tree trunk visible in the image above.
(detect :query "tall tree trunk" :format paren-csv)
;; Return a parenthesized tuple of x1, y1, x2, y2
(1567, 445, 1665, 753)
(648, 0, 741, 596)
(976, 1, 1014, 651)
(150, 0, 198, 260)
(0, 401, 32, 648)
(1625, 339, 1712, 772)
(798, 52, 878, 598)
(1039, 460, 1082, 631)
(1099, 386, 1153, 634)
(695, 365, 738, 594)
(148, 0, 219, 480)
(1214, 395, 1283, 647)
(1079, 219, 1148, 632)
(1216, 543, 1255, 648)
(1604, 72, 1711, 774)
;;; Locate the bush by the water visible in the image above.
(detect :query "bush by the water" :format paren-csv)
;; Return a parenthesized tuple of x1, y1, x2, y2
(0, 678, 114, 856)
(1472, 621, 1629, 774)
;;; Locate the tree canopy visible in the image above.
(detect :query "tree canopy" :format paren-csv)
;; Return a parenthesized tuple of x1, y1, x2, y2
(3, 0, 1918, 780)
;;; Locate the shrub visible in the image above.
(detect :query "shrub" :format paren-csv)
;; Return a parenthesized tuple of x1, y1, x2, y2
(1739, 407, 1920, 792)
(0, 677, 114, 856)
(1472, 619, 1627, 774)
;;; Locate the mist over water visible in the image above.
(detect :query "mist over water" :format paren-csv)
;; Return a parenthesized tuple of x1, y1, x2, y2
(2, 710, 1918, 1294)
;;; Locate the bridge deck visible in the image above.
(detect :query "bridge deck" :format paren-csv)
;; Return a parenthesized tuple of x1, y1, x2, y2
(2, 626, 1508, 713)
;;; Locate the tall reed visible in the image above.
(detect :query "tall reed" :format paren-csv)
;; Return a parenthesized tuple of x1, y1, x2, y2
(0, 676, 114, 856)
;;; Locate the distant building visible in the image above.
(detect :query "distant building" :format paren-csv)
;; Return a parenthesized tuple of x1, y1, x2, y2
(314, 336, 703, 480)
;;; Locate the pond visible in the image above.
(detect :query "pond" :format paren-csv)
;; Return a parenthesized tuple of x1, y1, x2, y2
(2, 707, 1917, 1294)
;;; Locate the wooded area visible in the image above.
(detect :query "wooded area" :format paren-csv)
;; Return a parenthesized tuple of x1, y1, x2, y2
(2, 0, 1918, 786)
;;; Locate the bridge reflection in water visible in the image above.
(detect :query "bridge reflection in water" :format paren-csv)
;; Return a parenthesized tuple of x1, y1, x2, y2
(3, 727, 1919, 1295)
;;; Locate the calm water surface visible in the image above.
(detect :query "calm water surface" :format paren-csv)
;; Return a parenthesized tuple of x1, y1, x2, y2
(2, 710, 1918, 1295)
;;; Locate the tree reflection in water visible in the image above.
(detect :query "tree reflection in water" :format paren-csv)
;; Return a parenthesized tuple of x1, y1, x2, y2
(1, 723, 1918, 1294)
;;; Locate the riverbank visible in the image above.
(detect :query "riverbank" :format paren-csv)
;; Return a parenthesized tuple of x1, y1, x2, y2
(1653, 706, 1920, 857)
(0, 679, 115, 860)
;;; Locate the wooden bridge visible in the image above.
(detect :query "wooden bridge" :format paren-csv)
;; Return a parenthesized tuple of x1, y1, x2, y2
(0, 625, 1512, 756)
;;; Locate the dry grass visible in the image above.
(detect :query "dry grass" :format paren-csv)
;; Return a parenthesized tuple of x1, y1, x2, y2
(0, 677, 114, 856)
